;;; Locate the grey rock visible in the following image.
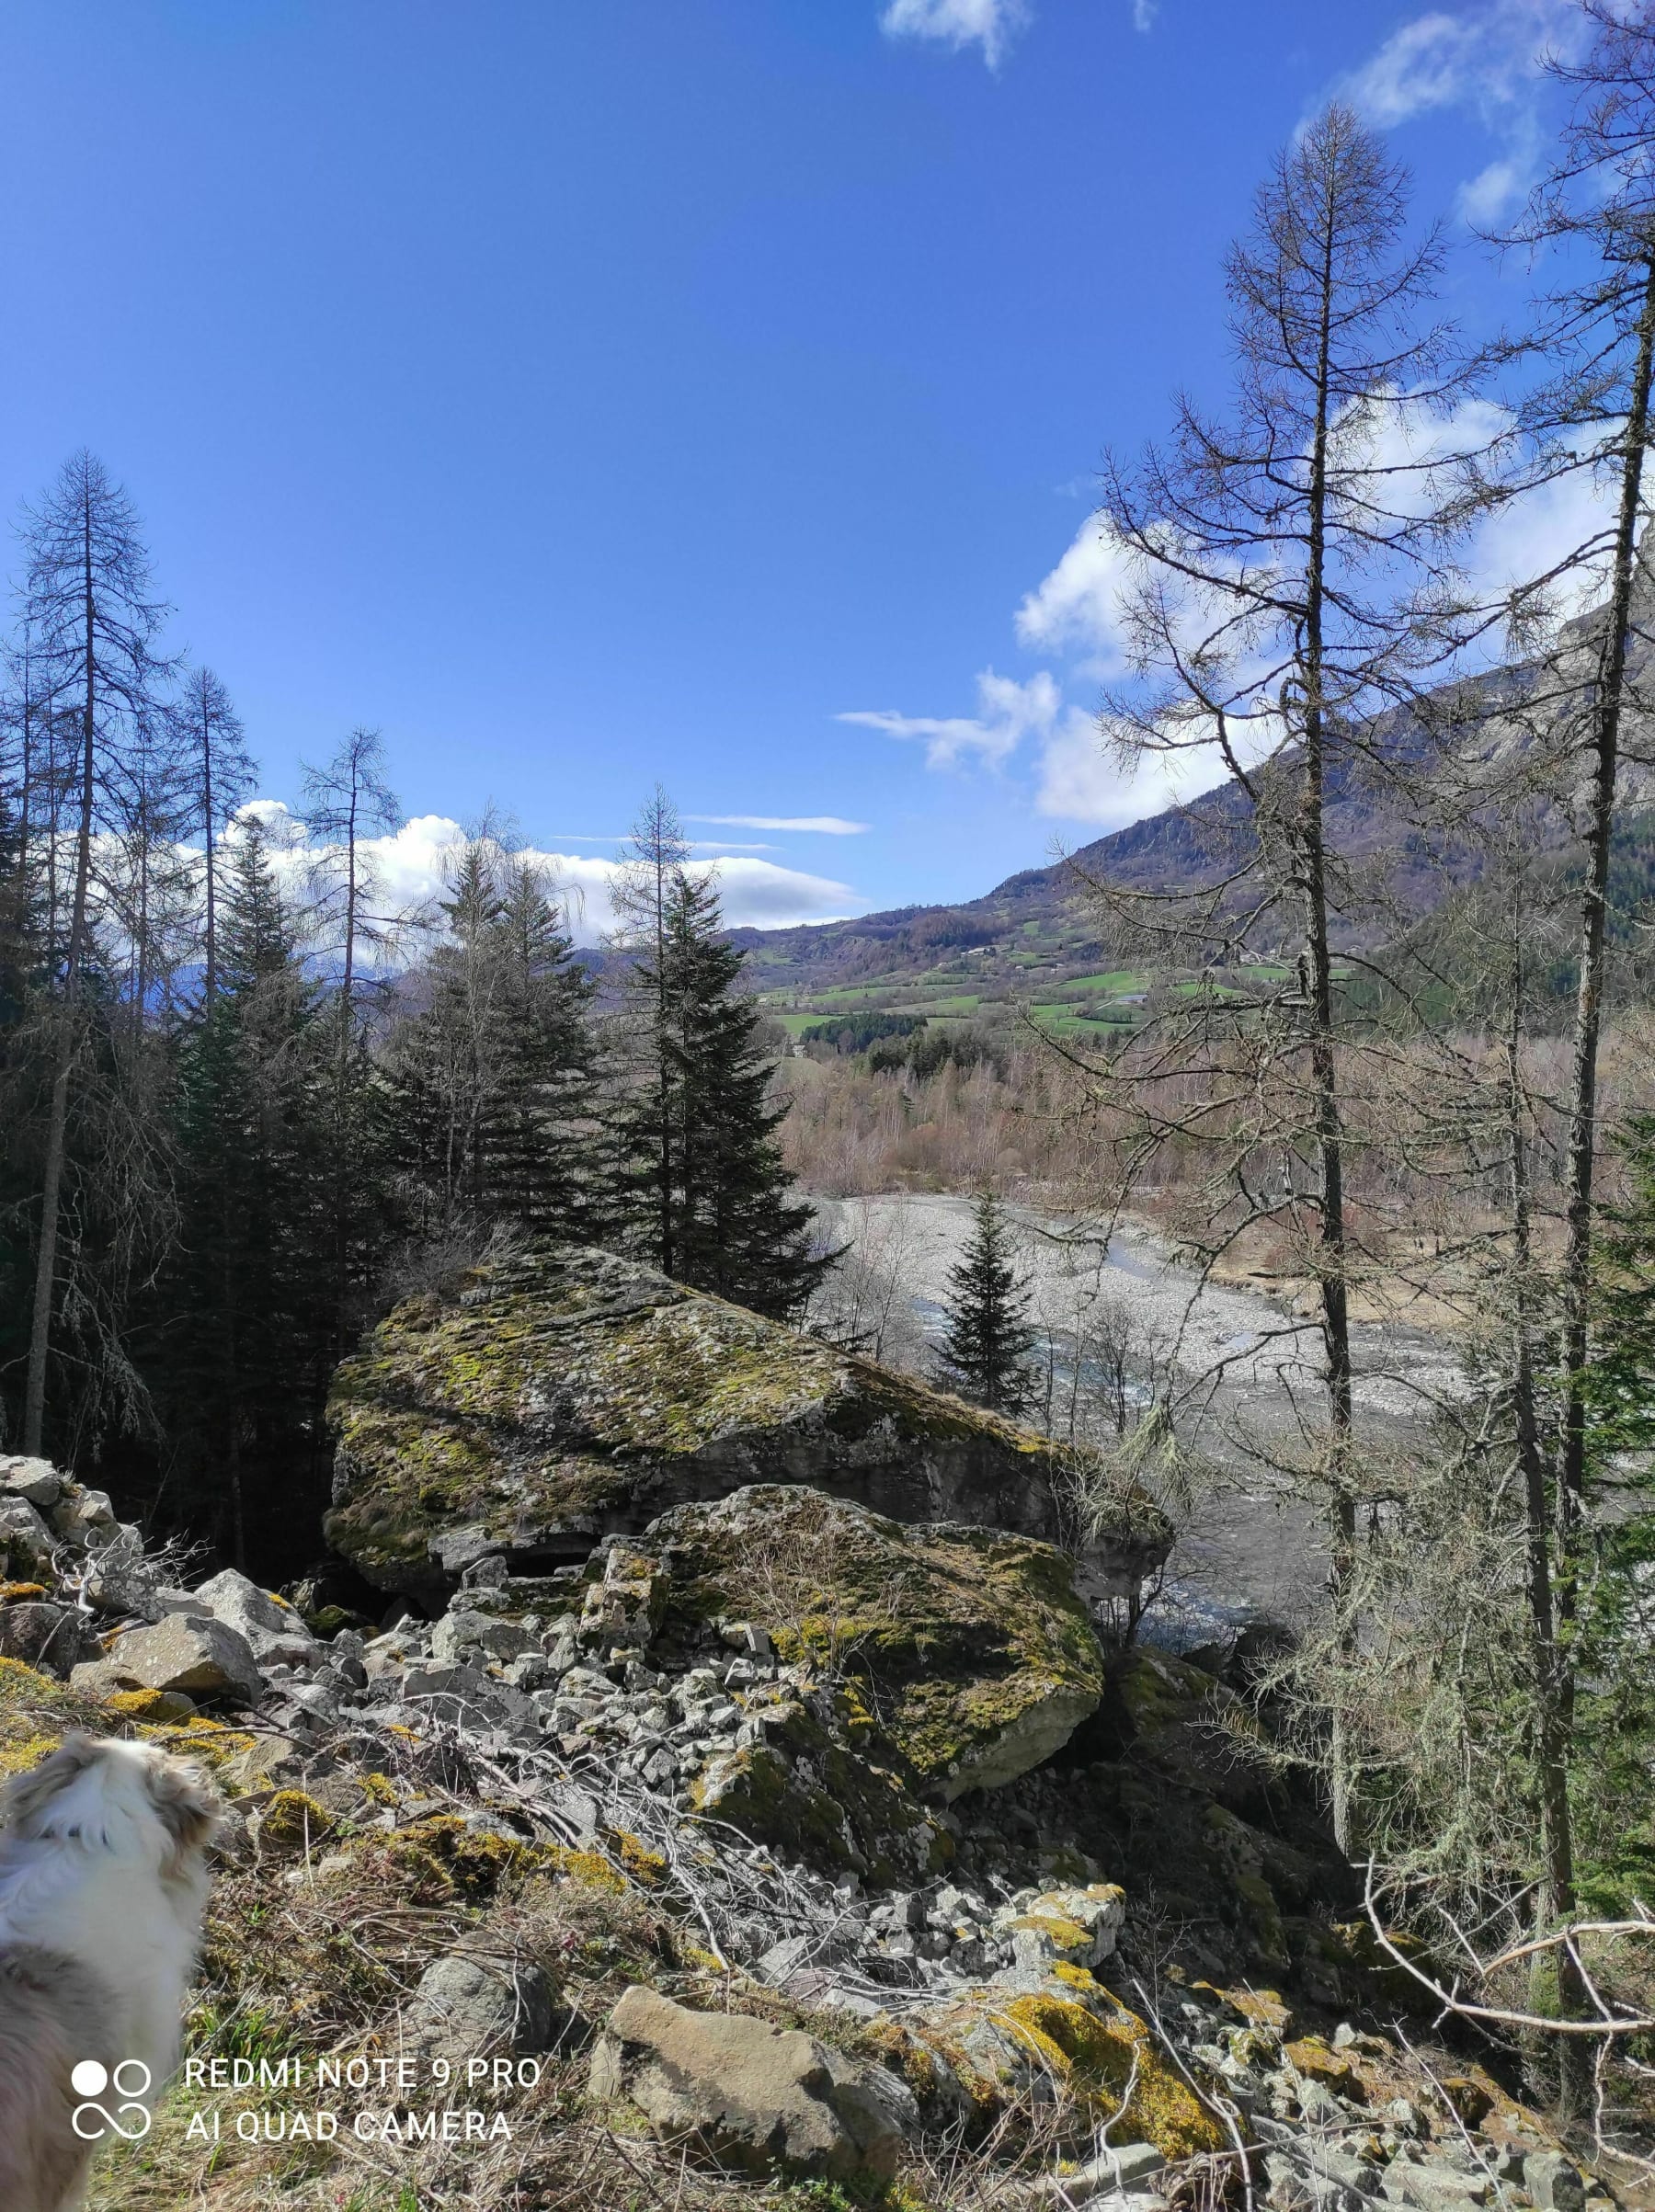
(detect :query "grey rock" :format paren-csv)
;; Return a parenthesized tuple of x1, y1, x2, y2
(50, 1488, 116, 1548)
(0, 1497, 56, 1574)
(1381, 2158, 1491, 2210)
(403, 1951, 579, 2063)
(104, 1613, 263, 1704)
(433, 1609, 539, 1664)
(0, 1456, 63, 1510)
(1524, 2155, 1584, 2212)
(589, 1984, 904, 2182)
(195, 1568, 321, 1669)
(0, 1601, 98, 1677)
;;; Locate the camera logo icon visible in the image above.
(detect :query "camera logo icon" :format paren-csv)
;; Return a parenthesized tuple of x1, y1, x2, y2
(70, 2058, 154, 2141)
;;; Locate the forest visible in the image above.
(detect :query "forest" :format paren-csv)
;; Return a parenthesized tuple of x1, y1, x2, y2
(0, 548, 826, 1574)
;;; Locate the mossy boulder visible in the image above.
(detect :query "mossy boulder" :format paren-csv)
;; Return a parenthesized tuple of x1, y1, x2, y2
(325, 1243, 1170, 1604)
(649, 1485, 1108, 1804)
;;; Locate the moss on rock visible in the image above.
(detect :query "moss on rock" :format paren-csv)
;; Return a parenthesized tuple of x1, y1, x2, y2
(325, 1243, 1169, 1602)
(654, 1486, 1106, 1806)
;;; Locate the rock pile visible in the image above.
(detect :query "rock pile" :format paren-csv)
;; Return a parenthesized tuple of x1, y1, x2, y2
(0, 1450, 1625, 2212)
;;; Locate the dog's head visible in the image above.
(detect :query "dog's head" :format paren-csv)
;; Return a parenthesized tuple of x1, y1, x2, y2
(1, 1735, 222, 1884)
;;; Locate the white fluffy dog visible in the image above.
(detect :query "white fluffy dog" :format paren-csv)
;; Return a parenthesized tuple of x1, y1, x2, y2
(0, 1734, 221, 2212)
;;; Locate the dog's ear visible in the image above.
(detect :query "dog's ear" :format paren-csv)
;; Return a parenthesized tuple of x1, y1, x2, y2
(143, 1752, 223, 1879)
(0, 1733, 99, 1833)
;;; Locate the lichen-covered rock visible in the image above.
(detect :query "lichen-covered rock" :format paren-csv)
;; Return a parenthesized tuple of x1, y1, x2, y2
(999, 1883, 1125, 1985)
(325, 1243, 1170, 1602)
(916, 1975, 1227, 2160)
(589, 1984, 909, 2181)
(650, 1487, 1106, 1805)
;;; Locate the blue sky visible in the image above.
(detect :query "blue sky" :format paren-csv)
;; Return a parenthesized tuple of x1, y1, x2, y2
(0, 1, 1592, 934)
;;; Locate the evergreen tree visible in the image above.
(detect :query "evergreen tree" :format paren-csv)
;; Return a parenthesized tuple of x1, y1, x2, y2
(165, 819, 336, 1564)
(619, 866, 827, 1317)
(938, 1192, 1037, 1415)
(388, 838, 604, 1242)
(485, 856, 605, 1237)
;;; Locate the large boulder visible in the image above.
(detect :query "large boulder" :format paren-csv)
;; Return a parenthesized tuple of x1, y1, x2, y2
(589, 1985, 910, 2181)
(0, 1456, 63, 1511)
(95, 1614, 264, 1705)
(649, 1487, 1108, 1806)
(325, 1242, 1170, 1604)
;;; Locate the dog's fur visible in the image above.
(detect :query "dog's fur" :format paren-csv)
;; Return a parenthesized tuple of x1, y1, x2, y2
(0, 1735, 220, 2212)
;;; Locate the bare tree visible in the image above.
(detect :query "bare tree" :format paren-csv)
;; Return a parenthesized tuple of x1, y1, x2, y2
(300, 724, 401, 1031)
(174, 666, 253, 1005)
(18, 451, 177, 1454)
(1077, 104, 1486, 1850)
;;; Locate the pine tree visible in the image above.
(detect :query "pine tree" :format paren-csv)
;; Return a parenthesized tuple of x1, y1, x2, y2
(485, 856, 605, 1237)
(388, 838, 604, 1242)
(166, 818, 336, 1564)
(619, 866, 828, 1317)
(938, 1192, 1037, 1414)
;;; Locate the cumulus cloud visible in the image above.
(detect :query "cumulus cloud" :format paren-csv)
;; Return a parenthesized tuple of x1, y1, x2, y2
(879, 0, 1028, 69)
(1014, 517, 1139, 667)
(235, 804, 863, 944)
(1336, 0, 1584, 222)
(688, 814, 871, 834)
(1034, 709, 1225, 828)
(839, 668, 1060, 769)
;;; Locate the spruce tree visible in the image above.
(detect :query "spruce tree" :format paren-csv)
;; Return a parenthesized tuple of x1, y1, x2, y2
(620, 866, 827, 1317)
(388, 838, 603, 1242)
(938, 1192, 1037, 1415)
(166, 818, 336, 1564)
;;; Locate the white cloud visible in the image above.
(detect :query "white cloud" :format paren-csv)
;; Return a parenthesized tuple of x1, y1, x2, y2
(1034, 709, 1224, 828)
(879, 0, 1028, 69)
(839, 667, 1060, 769)
(1014, 516, 1139, 667)
(688, 814, 871, 834)
(1131, 0, 1157, 28)
(1337, 0, 1584, 222)
(235, 804, 863, 944)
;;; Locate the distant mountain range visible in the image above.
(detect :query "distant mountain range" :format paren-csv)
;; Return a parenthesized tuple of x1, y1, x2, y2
(729, 599, 1651, 1002)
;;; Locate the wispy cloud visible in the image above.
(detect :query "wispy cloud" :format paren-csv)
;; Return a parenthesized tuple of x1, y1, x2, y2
(1131, 0, 1158, 30)
(839, 668, 1060, 769)
(879, 0, 1029, 69)
(688, 814, 871, 835)
(1336, 0, 1584, 222)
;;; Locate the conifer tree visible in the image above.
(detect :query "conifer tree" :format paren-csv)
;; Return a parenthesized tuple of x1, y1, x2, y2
(388, 838, 603, 1241)
(619, 865, 827, 1317)
(937, 1192, 1037, 1414)
(166, 818, 335, 1564)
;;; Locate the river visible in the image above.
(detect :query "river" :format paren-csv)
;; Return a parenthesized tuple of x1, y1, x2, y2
(809, 1192, 1467, 1647)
